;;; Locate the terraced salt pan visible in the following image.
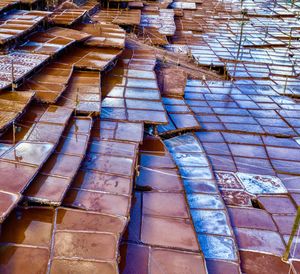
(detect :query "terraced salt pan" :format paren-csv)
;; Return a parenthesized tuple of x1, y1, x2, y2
(164, 133, 240, 264)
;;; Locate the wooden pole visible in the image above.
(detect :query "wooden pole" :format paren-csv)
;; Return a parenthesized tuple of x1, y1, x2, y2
(282, 207, 300, 262)
(11, 60, 15, 92)
(12, 121, 16, 145)
(75, 88, 79, 116)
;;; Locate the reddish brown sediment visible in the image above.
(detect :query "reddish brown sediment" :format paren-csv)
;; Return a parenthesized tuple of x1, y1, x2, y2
(57, 70, 102, 115)
(0, 10, 50, 47)
(50, 9, 88, 26)
(16, 27, 90, 55)
(24, 116, 93, 205)
(156, 66, 187, 97)
(20, 62, 74, 103)
(75, 22, 126, 49)
(120, 135, 208, 273)
(0, 91, 34, 135)
(93, 9, 141, 26)
(0, 206, 126, 273)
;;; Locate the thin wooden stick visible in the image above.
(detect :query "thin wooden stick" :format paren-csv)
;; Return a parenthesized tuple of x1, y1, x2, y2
(75, 88, 79, 116)
(282, 207, 300, 262)
(12, 121, 16, 145)
(11, 60, 15, 92)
